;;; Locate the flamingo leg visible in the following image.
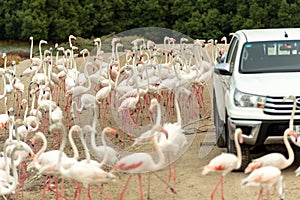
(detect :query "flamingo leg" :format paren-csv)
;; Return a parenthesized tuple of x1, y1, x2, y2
(210, 175, 223, 200)
(87, 185, 92, 200)
(172, 161, 177, 200)
(119, 174, 133, 200)
(138, 174, 144, 200)
(162, 156, 172, 199)
(221, 175, 224, 200)
(257, 188, 263, 200)
(266, 189, 270, 200)
(96, 185, 113, 200)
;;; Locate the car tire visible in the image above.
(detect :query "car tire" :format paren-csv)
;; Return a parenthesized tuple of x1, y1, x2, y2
(213, 92, 226, 147)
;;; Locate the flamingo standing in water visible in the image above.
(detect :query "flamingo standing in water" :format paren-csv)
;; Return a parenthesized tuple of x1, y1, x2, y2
(110, 124, 168, 200)
(201, 128, 243, 200)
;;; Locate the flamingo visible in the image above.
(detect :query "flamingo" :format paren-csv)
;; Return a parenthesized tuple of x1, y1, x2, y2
(0, 138, 34, 171)
(153, 90, 188, 198)
(81, 125, 118, 167)
(241, 166, 284, 200)
(84, 110, 119, 167)
(95, 61, 113, 104)
(20, 65, 39, 78)
(0, 141, 34, 199)
(110, 124, 168, 200)
(201, 128, 243, 200)
(117, 63, 140, 113)
(245, 128, 297, 173)
(29, 36, 42, 66)
(26, 131, 67, 173)
(20, 99, 39, 131)
(55, 122, 116, 200)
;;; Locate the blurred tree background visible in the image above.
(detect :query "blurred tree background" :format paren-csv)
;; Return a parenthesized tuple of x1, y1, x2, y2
(0, 0, 298, 42)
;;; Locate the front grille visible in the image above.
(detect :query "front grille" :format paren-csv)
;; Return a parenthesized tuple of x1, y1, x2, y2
(263, 96, 300, 115)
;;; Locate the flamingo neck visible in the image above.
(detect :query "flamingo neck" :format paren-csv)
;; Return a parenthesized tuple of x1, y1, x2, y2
(23, 103, 28, 121)
(30, 39, 33, 60)
(234, 131, 242, 169)
(289, 97, 296, 130)
(98, 128, 109, 168)
(5, 147, 19, 195)
(283, 129, 294, 168)
(69, 128, 79, 160)
(151, 132, 165, 170)
(174, 95, 182, 126)
(155, 102, 162, 126)
(79, 128, 91, 163)
(0, 75, 7, 99)
(34, 133, 47, 169)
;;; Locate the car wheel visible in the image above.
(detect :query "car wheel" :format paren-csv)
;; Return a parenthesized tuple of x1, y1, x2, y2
(213, 92, 226, 147)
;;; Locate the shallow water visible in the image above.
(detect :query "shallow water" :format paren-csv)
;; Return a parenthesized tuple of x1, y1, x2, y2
(0, 40, 30, 53)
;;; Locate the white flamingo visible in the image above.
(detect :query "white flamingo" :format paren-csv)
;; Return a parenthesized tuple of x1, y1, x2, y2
(110, 124, 168, 200)
(241, 166, 284, 200)
(201, 128, 243, 200)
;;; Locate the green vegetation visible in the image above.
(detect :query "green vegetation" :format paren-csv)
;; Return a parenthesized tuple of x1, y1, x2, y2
(0, 0, 298, 42)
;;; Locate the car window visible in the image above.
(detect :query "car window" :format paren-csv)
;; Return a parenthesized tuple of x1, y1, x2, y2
(225, 37, 239, 73)
(240, 40, 300, 73)
(225, 37, 236, 63)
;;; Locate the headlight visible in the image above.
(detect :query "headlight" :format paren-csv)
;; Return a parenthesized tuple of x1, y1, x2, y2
(234, 89, 266, 108)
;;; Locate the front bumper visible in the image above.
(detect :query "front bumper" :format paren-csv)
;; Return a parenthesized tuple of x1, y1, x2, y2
(227, 118, 299, 146)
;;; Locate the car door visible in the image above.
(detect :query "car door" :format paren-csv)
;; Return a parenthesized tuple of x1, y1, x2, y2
(214, 37, 239, 123)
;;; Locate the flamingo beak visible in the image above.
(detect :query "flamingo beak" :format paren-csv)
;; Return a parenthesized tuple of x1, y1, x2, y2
(291, 131, 298, 142)
(239, 135, 243, 144)
(29, 153, 35, 159)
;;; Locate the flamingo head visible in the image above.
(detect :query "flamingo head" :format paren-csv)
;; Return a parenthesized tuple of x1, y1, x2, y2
(287, 128, 298, 143)
(20, 99, 27, 109)
(152, 125, 168, 139)
(149, 98, 159, 112)
(104, 127, 117, 137)
(235, 128, 243, 144)
(69, 35, 76, 40)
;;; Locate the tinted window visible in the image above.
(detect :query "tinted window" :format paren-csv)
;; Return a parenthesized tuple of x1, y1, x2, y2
(240, 40, 300, 73)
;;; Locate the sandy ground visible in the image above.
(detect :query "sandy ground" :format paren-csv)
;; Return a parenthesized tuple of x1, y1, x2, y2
(1, 56, 300, 200)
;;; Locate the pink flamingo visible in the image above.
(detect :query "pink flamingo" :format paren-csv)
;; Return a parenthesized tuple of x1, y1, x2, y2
(56, 123, 116, 200)
(245, 128, 297, 173)
(110, 124, 168, 200)
(201, 128, 243, 200)
(241, 166, 284, 200)
(0, 141, 34, 199)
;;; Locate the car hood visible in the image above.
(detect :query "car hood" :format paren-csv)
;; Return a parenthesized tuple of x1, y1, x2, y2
(233, 72, 300, 96)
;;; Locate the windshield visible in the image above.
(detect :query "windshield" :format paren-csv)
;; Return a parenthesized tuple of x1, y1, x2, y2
(240, 41, 300, 73)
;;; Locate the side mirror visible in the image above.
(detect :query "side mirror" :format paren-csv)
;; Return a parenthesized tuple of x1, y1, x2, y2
(214, 63, 232, 75)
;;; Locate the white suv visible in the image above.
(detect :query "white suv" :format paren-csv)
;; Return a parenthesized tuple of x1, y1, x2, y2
(213, 28, 300, 169)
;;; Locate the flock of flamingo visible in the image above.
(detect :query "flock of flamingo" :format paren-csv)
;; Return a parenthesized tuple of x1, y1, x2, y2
(0, 33, 296, 200)
(0, 34, 214, 200)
